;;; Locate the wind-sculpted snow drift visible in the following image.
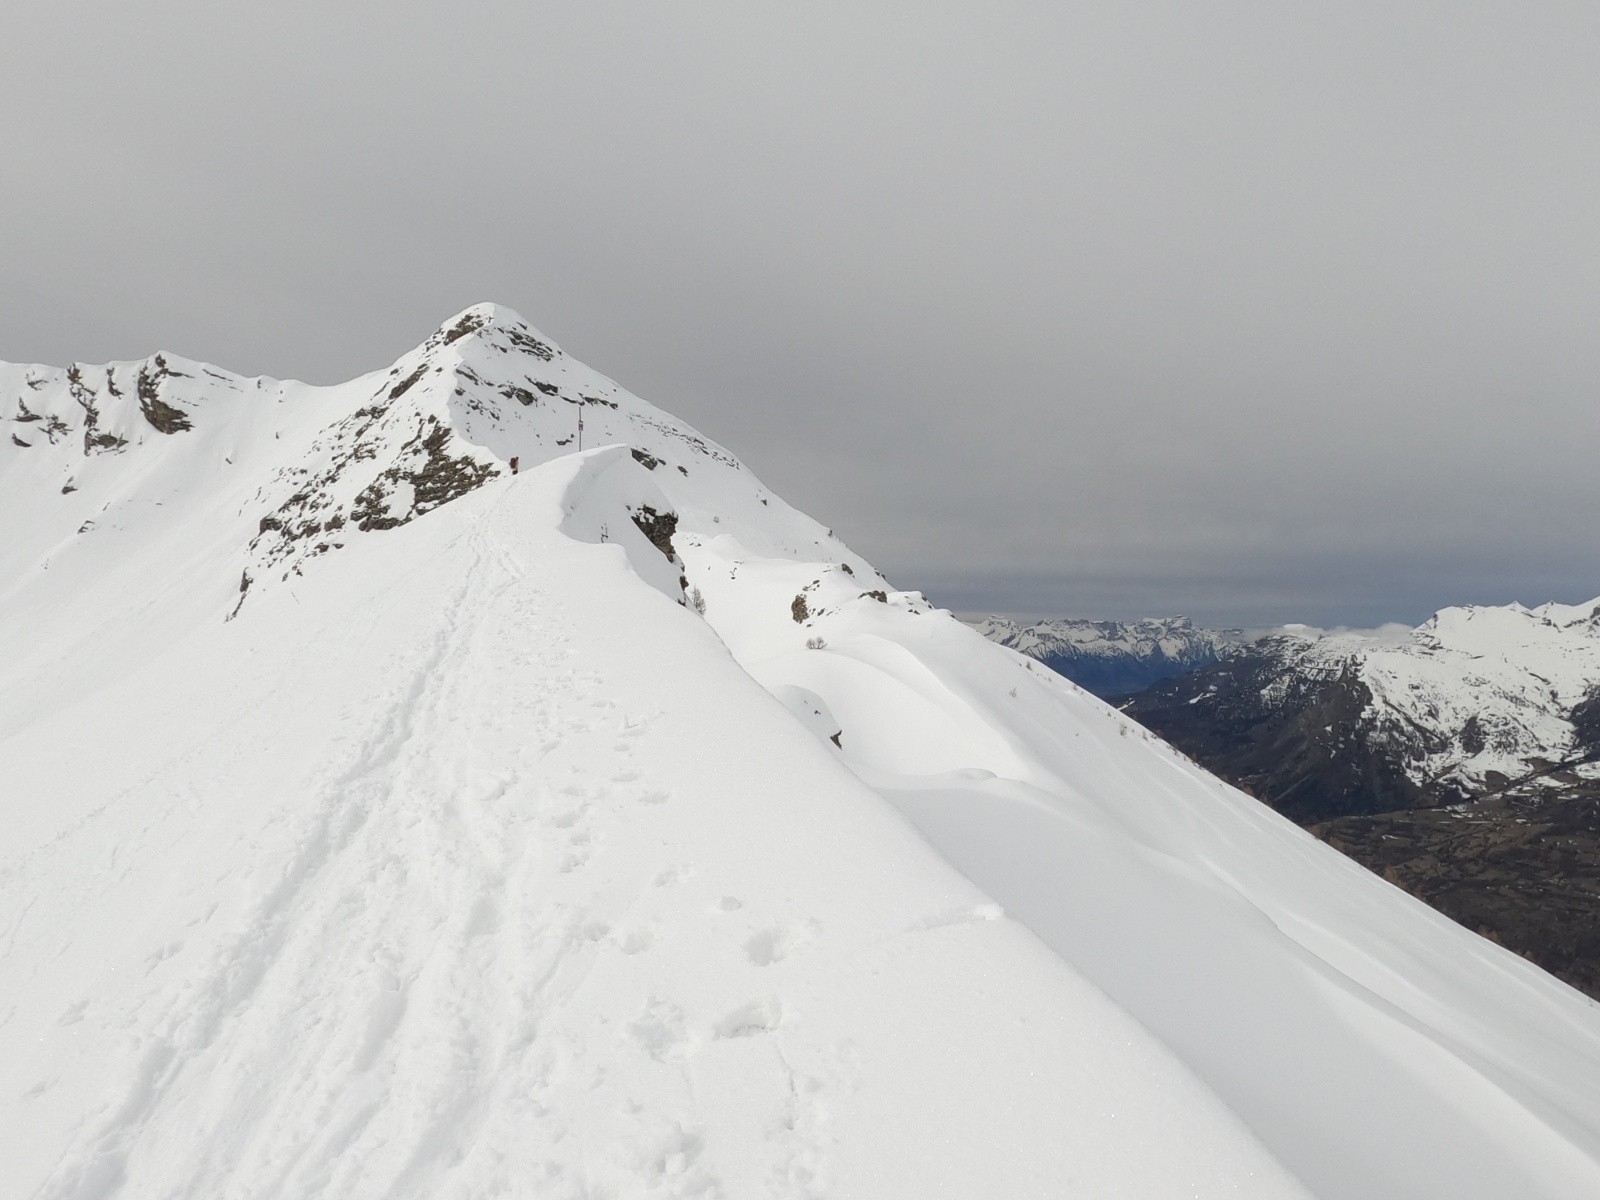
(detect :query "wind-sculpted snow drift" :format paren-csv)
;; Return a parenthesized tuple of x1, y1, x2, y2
(3, 306, 1599, 1200)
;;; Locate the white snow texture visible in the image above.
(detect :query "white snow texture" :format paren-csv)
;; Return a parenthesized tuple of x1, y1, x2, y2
(3, 305, 1599, 1199)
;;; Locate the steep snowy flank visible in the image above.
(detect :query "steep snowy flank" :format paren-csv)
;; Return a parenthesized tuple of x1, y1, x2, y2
(1123, 606, 1600, 998)
(5, 307, 1600, 1200)
(972, 613, 1243, 696)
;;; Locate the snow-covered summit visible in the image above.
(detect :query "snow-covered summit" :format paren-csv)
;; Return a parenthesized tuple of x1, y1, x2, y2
(3, 301, 858, 617)
(6, 311, 1600, 1200)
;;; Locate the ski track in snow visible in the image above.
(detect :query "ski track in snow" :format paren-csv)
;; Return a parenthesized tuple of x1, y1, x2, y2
(8, 501, 861, 1200)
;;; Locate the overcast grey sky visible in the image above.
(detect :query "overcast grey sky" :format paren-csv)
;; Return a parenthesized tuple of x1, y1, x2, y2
(6, 2, 1598, 627)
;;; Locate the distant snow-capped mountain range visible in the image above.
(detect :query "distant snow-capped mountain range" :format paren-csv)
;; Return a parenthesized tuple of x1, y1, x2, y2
(976, 601, 1600, 808)
(968, 614, 1243, 696)
(1125, 601, 1600, 821)
(7, 307, 1600, 1200)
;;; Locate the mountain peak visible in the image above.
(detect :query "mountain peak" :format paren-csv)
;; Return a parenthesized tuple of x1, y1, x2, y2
(0, 308, 838, 622)
(421, 302, 554, 356)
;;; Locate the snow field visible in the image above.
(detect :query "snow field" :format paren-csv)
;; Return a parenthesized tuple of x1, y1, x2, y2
(680, 509, 1600, 1200)
(1, 460, 1309, 1198)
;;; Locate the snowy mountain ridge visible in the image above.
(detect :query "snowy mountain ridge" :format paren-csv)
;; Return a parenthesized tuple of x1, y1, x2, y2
(2, 303, 820, 616)
(6, 307, 1600, 1200)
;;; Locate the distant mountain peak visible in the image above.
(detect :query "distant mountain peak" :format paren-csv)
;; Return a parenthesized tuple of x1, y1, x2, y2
(1130, 593, 1600, 813)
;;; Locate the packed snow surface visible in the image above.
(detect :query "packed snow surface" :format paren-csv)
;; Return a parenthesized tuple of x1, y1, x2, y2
(4, 306, 1600, 1199)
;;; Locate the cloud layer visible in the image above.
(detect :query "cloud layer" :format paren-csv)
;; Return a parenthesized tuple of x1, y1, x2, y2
(7, 2, 1597, 625)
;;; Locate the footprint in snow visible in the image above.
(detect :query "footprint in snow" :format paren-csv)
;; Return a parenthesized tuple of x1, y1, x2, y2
(143, 941, 183, 971)
(654, 864, 692, 887)
(559, 848, 592, 873)
(617, 928, 657, 955)
(629, 999, 691, 1061)
(744, 922, 817, 967)
(715, 997, 782, 1039)
(645, 1124, 713, 1188)
(463, 895, 499, 938)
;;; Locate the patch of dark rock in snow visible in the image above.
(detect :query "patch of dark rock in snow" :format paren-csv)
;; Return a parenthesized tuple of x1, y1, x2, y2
(629, 505, 679, 561)
(351, 422, 499, 532)
(138, 358, 194, 434)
